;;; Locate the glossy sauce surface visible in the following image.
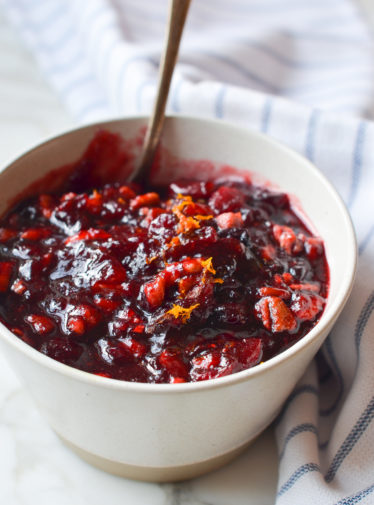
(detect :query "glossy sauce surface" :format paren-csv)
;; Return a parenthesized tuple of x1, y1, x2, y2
(0, 132, 328, 383)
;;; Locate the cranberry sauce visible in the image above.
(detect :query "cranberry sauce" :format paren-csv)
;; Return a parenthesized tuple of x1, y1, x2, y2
(0, 142, 328, 383)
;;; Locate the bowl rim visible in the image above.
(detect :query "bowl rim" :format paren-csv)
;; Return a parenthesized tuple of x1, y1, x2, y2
(0, 114, 357, 394)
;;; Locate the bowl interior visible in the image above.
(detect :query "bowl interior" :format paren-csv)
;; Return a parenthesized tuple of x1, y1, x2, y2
(0, 115, 356, 387)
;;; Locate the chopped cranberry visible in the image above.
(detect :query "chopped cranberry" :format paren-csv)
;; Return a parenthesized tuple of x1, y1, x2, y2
(190, 351, 224, 381)
(170, 377, 186, 383)
(290, 292, 324, 321)
(108, 307, 143, 336)
(148, 213, 177, 240)
(144, 275, 166, 309)
(21, 228, 51, 241)
(119, 336, 146, 358)
(261, 244, 276, 261)
(255, 296, 297, 333)
(159, 349, 188, 380)
(169, 180, 214, 198)
(303, 236, 323, 261)
(86, 190, 103, 213)
(238, 338, 263, 367)
(119, 186, 136, 199)
(11, 279, 27, 295)
(257, 286, 290, 299)
(26, 314, 55, 335)
(182, 258, 203, 274)
(178, 276, 196, 295)
(41, 337, 83, 364)
(130, 192, 160, 210)
(67, 316, 86, 335)
(209, 186, 245, 213)
(93, 294, 121, 313)
(214, 302, 248, 326)
(273, 225, 303, 255)
(39, 194, 55, 218)
(0, 262, 13, 292)
(0, 228, 17, 242)
(64, 228, 111, 245)
(215, 212, 243, 229)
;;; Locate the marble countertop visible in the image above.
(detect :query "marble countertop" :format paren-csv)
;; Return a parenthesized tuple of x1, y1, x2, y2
(0, 8, 278, 505)
(1, 3, 373, 504)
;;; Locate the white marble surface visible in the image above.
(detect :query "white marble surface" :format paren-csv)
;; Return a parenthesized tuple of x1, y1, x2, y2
(0, 8, 279, 505)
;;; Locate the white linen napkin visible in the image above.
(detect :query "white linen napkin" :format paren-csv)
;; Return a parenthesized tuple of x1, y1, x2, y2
(3, 0, 374, 503)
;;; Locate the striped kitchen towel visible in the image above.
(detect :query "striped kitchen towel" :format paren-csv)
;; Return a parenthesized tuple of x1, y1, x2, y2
(3, 0, 374, 503)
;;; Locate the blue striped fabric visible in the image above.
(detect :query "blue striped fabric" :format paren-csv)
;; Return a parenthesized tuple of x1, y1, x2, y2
(277, 463, 321, 497)
(3, 0, 374, 503)
(334, 483, 374, 505)
(278, 423, 319, 461)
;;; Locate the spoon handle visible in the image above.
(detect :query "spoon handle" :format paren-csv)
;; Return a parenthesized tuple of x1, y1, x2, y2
(130, 0, 191, 182)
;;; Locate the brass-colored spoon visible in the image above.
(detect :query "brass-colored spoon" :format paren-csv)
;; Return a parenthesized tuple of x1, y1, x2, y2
(128, 0, 191, 183)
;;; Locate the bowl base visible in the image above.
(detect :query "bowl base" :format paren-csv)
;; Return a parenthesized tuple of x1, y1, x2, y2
(58, 435, 255, 482)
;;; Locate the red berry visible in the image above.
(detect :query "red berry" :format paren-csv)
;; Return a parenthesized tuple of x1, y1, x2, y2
(170, 377, 186, 383)
(71, 304, 101, 326)
(21, 228, 51, 240)
(86, 190, 103, 213)
(130, 192, 160, 210)
(190, 350, 232, 381)
(209, 186, 245, 213)
(159, 349, 188, 379)
(303, 236, 323, 261)
(291, 293, 324, 321)
(273, 225, 302, 255)
(215, 212, 243, 229)
(11, 279, 27, 295)
(95, 372, 112, 378)
(178, 276, 196, 296)
(26, 314, 54, 335)
(0, 262, 13, 292)
(261, 244, 276, 261)
(144, 275, 166, 309)
(93, 295, 121, 313)
(169, 180, 214, 198)
(41, 337, 83, 364)
(255, 296, 297, 332)
(182, 258, 203, 274)
(39, 195, 55, 218)
(119, 336, 146, 358)
(67, 316, 86, 335)
(61, 192, 77, 201)
(119, 186, 136, 199)
(64, 228, 111, 245)
(258, 286, 290, 299)
(238, 338, 262, 367)
(0, 228, 17, 242)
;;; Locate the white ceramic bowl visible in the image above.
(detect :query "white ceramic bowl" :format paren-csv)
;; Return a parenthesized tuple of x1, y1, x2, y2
(0, 116, 356, 482)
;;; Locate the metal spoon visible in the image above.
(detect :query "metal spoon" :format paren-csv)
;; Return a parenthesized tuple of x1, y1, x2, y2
(128, 0, 191, 183)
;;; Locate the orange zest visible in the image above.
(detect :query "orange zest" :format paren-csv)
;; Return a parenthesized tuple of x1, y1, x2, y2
(146, 255, 158, 265)
(194, 214, 213, 221)
(200, 257, 216, 276)
(176, 215, 200, 234)
(166, 236, 181, 249)
(171, 195, 213, 236)
(166, 303, 200, 323)
(176, 193, 193, 206)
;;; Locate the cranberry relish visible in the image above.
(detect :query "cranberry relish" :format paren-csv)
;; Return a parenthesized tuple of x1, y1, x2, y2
(0, 174, 328, 383)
